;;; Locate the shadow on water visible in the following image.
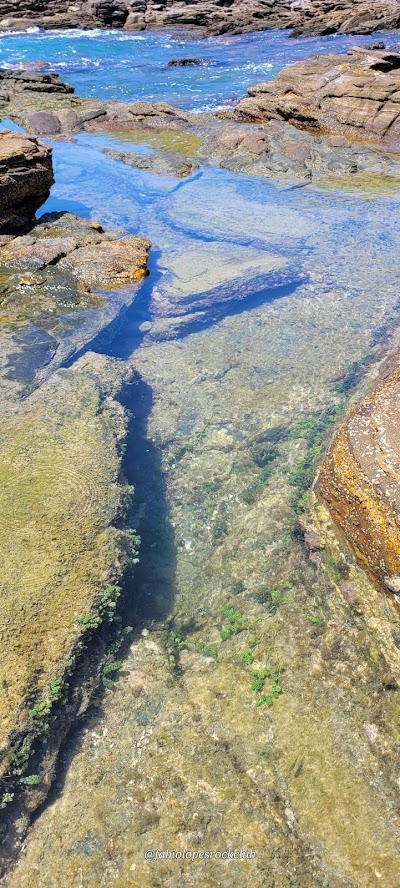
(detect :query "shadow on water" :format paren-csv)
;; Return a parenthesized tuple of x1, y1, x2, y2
(65, 248, 306, 366)
(28, 248, 306, 821)
(119, 371, 176, 624)
(29, 369, 176, 825)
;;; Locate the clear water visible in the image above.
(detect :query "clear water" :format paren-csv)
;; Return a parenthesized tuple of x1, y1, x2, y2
(2, 29, 400, 888)
(0, 27, 395, 110)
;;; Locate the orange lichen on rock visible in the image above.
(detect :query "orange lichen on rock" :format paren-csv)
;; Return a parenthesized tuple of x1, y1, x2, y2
(317, 351, 400, 593)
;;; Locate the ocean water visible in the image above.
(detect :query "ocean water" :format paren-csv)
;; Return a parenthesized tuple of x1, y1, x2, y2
(0, 26, 395, 110)
(2, 29, 400, 888)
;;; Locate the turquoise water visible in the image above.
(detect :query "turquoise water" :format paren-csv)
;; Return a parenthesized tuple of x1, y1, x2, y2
(0, 27, 395, 110)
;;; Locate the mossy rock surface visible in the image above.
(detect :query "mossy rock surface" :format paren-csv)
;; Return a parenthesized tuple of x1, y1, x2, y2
(0, 352, 130, 776)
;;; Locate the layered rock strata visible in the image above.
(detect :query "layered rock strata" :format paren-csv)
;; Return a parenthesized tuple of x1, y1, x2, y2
(4, 66, 400, 190)
(1, 0, 400, 37)
(0, 210, 150, 326)
(317, 349, 400, 598)
(0, 131, 53, 234)
(233, 46, 400, 151)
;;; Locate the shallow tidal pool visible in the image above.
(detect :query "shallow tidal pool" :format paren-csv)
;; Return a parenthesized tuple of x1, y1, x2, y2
(2, 27, 400, 888)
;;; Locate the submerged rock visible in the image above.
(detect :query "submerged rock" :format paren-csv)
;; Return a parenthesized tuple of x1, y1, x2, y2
(317, 349, 400, 594)
(0, 131, 53, 234)
(0, 351, 136, 870)
(166, 58, 215, 66)
(104, 146, 198, 177)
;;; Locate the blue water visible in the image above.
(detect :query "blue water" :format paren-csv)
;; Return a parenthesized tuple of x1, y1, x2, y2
(0, 27, 396, 110)
(1, 28, 400, 375)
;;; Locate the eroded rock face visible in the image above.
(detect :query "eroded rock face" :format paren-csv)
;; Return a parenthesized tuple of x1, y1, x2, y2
(0, 211, 150, 328)
(234, 46, 400, 151)
(0, 131, 53, 234)
(0, 0, 400, 36)
(0, 71, 194, 139)
(317, 350, 400, 595)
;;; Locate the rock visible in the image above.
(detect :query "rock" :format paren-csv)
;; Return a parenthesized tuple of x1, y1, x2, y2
(104, 147, 197, 177)
(26, 110, 61, 135)
(365, 41, 386, 50)
(0, 211, 150, 389)
(317, 350, 400, 593)
(234, 47, 400, 151)
(0, 210, 149, 318)
(0, 351, 136, 868)
(0, 69, 74, 95)
(0, 0, 400, 36)
(303, 528, 324, 552)
(203, 117, 400, 184)
(5, 67, 400, 193)
(166, 58, 215, 67)
(0, 131, 53, 234)
(57, 232, 150, 290)
(341, 582, 359, 605)
(384, 576, 400, 593)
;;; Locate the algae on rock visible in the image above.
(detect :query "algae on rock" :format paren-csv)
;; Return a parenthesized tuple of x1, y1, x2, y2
(0, 351, 139, 866)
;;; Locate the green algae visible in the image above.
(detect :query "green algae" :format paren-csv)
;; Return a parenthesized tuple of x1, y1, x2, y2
(317, 170, 400, 198)
(110, 128, 202, 158)
(0, 354, 134, 855)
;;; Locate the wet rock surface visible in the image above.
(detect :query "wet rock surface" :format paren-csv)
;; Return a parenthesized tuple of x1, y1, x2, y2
(5, 230, 400, 886)
(0, 350, 137, 870)
(2, 30, 400, 888)
(0, 210, 150, 395)
(1, 0, 400, 37)
(104, 146, 198, 177)
(0, 71, 196, 138)
(5, 68, 400, 190)
(317, 348, 400, 596)
(0, 131, 53, 234)
(0, 185, 149, 865)
(234, 46, 400, 151)
(202, 117, 400, 183)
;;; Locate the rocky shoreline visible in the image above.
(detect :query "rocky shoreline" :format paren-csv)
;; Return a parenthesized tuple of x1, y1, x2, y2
(1, 33, 400, 887)
(0, 132, 149, 867)
(1, 0, 400, 37)
(4, 48, 400, 194)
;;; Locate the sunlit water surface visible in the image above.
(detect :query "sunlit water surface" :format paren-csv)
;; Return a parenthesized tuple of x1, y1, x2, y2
(2, 28, 400, 888)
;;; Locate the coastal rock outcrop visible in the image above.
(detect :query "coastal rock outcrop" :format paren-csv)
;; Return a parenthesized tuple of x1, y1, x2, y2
(0, 211, 150, 329)
(317, 349, 400, 596)
(234, 46, 400, 151)
(0, 211, 149, 863)
(0, 131, 53, 234)
(1, 0, 400, 37)
(0, 352, 136, 870)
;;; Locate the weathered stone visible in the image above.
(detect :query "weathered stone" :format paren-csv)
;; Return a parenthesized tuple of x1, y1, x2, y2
(0, 131, 53, 234)
(0, 211, 150, 325)
(104, 146, 197, 177)
(317, 350, 400, 594)
(0, 0, 400, 37)
(26, 110, 62, 135)
(234, 47, 400, 151)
